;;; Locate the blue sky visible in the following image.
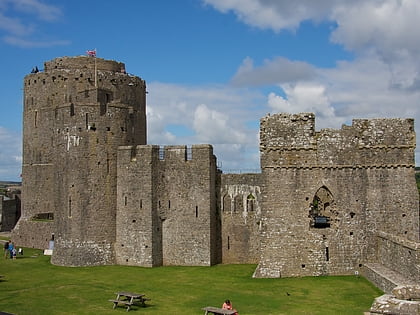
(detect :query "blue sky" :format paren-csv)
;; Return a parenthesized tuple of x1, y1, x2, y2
(1, 0, 420, 181)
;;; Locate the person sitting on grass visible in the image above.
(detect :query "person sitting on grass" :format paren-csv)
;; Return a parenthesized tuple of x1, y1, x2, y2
(222, 299, 239, 315)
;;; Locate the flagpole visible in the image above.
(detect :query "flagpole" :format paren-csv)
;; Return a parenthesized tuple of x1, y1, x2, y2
(94, 48, 97, 88)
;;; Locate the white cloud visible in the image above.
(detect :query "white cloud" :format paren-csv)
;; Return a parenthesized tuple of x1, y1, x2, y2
(0, 0, 67, 47)
(10, 0, 62, 22)
(231, 56, 315, 87)
(146, 82, 263, 171)
(0, 127, 22, 181)
(267, 82, 341, 129)
(205, 0, 420, 166)
(3, 35, 70, 48)
(203, 0, 346, 31)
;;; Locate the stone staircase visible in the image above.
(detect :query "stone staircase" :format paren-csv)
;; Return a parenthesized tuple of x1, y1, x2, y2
(362, 262, 418, 294)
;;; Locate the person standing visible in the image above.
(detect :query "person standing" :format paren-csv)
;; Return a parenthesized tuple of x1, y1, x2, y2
(8, 241, 14, 259)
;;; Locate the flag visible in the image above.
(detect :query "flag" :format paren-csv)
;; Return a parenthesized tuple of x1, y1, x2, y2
(86, 49, 96, 57)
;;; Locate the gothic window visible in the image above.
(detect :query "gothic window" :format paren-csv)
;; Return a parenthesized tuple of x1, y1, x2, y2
(246, 193, 255, 212)
(223, 195, 231, 212)
(309, 186, 334, 228)
(234, 195, 243, 212)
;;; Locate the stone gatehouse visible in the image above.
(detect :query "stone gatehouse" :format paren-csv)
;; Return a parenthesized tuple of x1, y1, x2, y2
(11, 56, 419, 293)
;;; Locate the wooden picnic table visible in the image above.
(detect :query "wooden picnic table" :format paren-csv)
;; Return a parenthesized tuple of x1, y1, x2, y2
(202, 306, 236, 315)
(109, 291, 150, 312)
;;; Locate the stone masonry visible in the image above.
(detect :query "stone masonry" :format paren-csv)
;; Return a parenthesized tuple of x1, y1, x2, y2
(11, 57, 420, 293)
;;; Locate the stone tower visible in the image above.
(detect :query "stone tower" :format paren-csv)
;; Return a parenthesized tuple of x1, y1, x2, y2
(254, 113, 419, 280)
(13, 56, 146, 266)
(116, 145, 220, 267)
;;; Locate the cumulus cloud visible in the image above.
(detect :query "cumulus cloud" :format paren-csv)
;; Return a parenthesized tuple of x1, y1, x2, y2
(146, 82, 263, 171)
(267, 83, 341, 129)
(0, 0, 68, 47)
(203, 0, 346, 31)
(205, 0, 420, 166)
(0, 127, 22, 181)
(231, 56, 315, 87)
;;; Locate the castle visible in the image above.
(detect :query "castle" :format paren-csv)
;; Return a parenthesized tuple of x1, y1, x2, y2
(11, 56, 420, 293)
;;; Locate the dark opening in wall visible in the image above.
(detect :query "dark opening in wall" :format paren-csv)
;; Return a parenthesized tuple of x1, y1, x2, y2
(325, 247, 329, 261)
(31, 213, 54, 221)
(195, 206, 198, 218)
(186, 146, 192, 160)
(70, 103, 75, 116)
(159, 146, 164, 160)
(350, 212, 355, 218)
(140, 199, 142, 209)
(68, 198, 72, 218)
(124, 196, 127, 206)
(34, 110, 38, 128)
(309, 186, 334, 228)
(247, 194, 255, 211)
(301, 264, 305, 268)
(227, 236, 230, 250)
(313, 216, 330, 228)
(168, 200, 171, 209)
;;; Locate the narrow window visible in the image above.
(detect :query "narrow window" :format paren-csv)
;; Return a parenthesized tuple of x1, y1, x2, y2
(168, 200, 171, 209)
(159, 146, 164, 160)
(195, 206, 198, 218)
(140, 199, 142, 209)
(124, 196, 127, 206)
(186, 146, 192, 160)
(70, 103, 75, 116)
(227, 236, 230, 250)
(34, 110, 38, 128)
(325, 247, 329, 261)
(85, 113, 89, 129)
(68, 198, 72, 217)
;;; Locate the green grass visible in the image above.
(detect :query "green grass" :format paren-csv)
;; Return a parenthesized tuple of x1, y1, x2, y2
(0, 247, 382, 315)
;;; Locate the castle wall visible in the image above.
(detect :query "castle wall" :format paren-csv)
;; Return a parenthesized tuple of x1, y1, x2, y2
(220, 173, 262, 264)
(116, 144, 219, 266)
(0, 196, 20, 232)
(14, 56, 147, 266)
(255, 113, 419, 278)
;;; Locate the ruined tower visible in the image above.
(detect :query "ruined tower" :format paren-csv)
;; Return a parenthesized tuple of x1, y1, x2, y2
(254, 113, 419, 283)
(13, 56, 146, 266)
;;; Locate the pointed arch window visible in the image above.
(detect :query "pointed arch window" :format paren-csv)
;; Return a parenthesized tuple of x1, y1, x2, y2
(246, 193, 255, 212)
(309, 186, 334, 228)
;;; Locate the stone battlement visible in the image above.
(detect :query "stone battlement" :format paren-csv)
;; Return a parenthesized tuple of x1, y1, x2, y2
(118, 144, 215, 163)
(44, 56, 126, 72)
(261, 113, 416, 168)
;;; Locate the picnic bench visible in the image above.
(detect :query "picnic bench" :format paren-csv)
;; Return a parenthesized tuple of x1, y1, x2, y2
(202, 306, 236, 315)
(109, 291, 150, 312)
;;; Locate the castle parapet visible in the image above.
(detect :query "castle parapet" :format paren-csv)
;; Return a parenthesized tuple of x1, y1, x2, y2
(260, 113, 416, 168)
(44, 56, 126, 72)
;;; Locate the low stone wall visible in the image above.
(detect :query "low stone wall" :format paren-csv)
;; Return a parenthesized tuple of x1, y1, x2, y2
(369, 285, 420, 314)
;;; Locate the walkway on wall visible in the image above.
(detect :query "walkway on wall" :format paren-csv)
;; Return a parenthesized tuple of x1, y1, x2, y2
(363, 263, 418, 293)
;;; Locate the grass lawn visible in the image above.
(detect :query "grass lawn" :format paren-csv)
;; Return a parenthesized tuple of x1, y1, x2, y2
(0, 247, 382, 315)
